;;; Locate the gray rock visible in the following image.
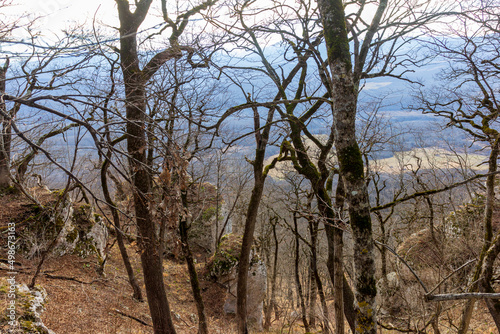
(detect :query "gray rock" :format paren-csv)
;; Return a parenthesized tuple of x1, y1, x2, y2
(223, 257, 267, 331)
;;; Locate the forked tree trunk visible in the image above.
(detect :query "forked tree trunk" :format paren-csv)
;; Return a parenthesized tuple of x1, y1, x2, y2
(116, 1, 176, 332)
(317, 0, 378, 332)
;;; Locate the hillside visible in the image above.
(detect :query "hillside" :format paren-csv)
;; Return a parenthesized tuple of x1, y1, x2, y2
(0, 185, 497, 334)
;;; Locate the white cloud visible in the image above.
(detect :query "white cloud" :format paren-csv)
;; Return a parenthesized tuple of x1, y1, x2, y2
(363, 81, 392, 90)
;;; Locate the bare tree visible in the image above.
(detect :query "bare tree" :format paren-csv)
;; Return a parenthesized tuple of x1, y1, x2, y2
(415, 2, 500, 329)
(114, 0, 214, 332)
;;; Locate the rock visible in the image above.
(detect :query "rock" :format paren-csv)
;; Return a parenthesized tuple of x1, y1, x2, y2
(54, 203, 108, 262)
(206, 234, 267, 331)
(223, 258, 267, 331)
(0, 278, 55, 334)
(18, 197, 108, 264)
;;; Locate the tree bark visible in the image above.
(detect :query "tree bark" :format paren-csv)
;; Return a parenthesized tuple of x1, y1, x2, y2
(116, 1, 176, 332)
(101, 154, 143, 302)
(458, 137, 500, 333)
(308, 252, 317, 329)
(309, 217, 330, 332)
(236, 100, 275, 333)
(237, 174, 265, 334)
(294, 211, 310, 333)
(479, 139, 500, 329)
(333, 176, 345, 334)
(0, 58, 11, 189)
(317, 0, 378, 332)
(180, 190, 208, 334)
(264, 220, 279, 330)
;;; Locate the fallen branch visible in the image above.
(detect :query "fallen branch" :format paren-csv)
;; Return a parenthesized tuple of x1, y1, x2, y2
(425, 292, 500, 302)
(113, 309, 152, 327)
(43, 273, 103, 285)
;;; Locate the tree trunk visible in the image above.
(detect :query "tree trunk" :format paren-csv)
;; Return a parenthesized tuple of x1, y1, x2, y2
(317, 0, 378, 332)
(479, 138, 500, 329)
(294, 211, 310, 333)
(0, 58, 11, 189)
(101, 155, 143, 301)
(333, 177, 345, 334)
(236, 102, 275, 333)
(458, 138, 500, 333)
(333, 227, 344, 334)
(180, 190, 208, 334)
(237, 175, 264, 334)
(308, 258, 317, 329)
(309, 218, 330, 332)
(480, 233, 500, 328)
(116, 1, 177, 332)
(264, 221, 279, 330)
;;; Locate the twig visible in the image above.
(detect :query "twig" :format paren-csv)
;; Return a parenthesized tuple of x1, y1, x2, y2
(427, 259, 477, 295)
(371, 170, 500, 212)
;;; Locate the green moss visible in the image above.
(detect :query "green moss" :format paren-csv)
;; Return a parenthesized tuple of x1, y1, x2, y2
(0, 279, 49, 333)
(206, 234, 243, 279)
(201, 206, 217, 221)
(351, 211, 372, 232)
(51, 188, 66, 198)
(72, 204, 94, 232)
(339, 143, 364, 183)
(320, 1, 352, 68)
(66, 228, 79, 243)
(72, 235, 97, 258)
(54, 215, 65, 230)
(357, 273, 377, 298)
(0, 185, 18, 195)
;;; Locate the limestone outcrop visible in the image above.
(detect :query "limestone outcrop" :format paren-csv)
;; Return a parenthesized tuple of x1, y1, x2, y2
(205, 234, 267, 331)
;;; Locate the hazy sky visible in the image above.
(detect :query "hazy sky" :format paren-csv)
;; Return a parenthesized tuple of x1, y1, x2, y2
(6, 0, 123, 35)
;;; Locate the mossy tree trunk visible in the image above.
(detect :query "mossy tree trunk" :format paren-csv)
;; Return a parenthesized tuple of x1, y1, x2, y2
(317, 0, 382, 332)
(0, 58, 11, 189)
(281, 77, 357, 333)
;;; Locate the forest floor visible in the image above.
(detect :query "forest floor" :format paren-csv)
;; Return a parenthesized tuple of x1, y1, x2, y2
(0, 191, 497, 333)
